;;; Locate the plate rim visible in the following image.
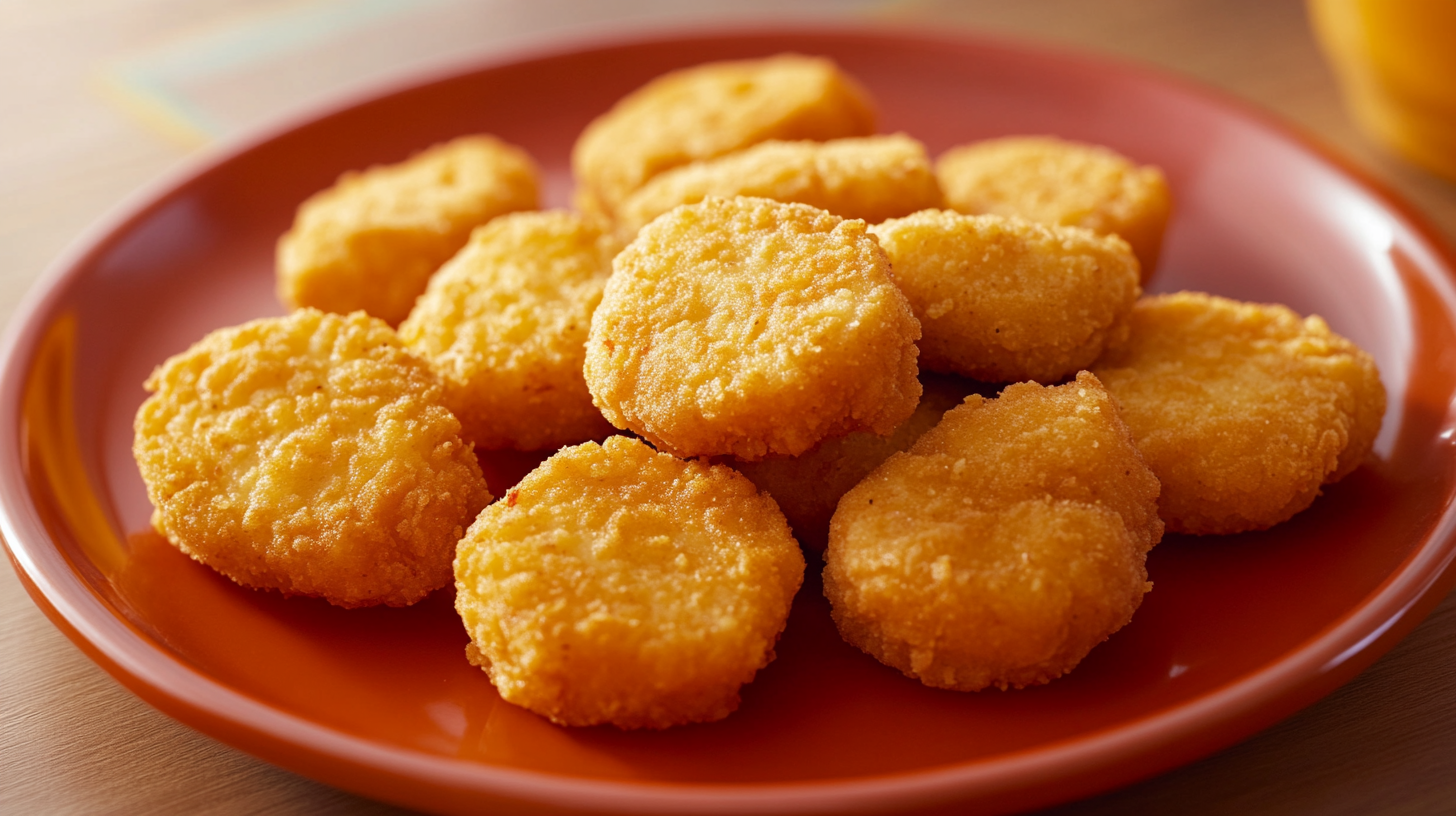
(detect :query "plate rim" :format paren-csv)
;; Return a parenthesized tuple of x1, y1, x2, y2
(5, 21, 1456, 816)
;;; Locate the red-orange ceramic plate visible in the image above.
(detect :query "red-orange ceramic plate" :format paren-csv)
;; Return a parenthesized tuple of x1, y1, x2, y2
(4, 26, 1456, 816)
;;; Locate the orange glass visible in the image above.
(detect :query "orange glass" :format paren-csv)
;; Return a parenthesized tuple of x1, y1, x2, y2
(1309, 0, 1456, 181)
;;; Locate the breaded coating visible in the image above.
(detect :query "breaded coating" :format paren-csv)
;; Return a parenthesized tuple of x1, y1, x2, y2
(572, 54, 876, 218)
(455, 436, 805, 729)
(824, 372, 1163, 691)
(277, 135, 540, 325)
(937, 136, 1171, 280)
(1092, 292, 1386, 535)
(734, 373, 976, 551)
(585, 196, 922, 460)
(133, 309, 492, 608)
(871, 210, 1140, 383)
(616, 134, 942, 235)
(398, 211, 618, 451)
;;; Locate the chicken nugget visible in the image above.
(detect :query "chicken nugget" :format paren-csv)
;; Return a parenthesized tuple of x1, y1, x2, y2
(572, 54, 876, 218)
(398, 210, 618, 451)
(734, 372, 977, 551)
(1092, 292, 1386, 535)
(133, 309, 491, 608)
(824, 372, 1162, 691)
(616, 134, 941, 235)
(277, 135, 540, 325)
(937, 136, 1171, 280)
(870, 210, 1140, 383)
(455, 435, 805, 729)
(585, 196, 922, 460)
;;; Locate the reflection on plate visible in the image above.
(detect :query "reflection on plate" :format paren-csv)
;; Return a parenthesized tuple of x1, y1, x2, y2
(4, 26, 1456, 816)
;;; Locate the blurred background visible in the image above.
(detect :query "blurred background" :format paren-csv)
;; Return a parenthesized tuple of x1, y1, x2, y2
(3, 1, 1454, 814)
(5, 0, 1454, 331)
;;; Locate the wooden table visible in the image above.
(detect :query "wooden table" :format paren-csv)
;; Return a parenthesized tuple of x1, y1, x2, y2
(3, 1, 1454, 813)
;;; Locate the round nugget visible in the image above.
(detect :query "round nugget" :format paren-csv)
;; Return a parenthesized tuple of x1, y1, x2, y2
(585, 196, 922, 460)
(616, 134, 942, 235)
(277, 135, 540, 325)
(733, 373, 975, 551)
(398, 211, 618, 451)
(455, 436, 805, 729)
(133, 309, 492, 608)
(572, 54, 876, 217)
(936, 136, 1171, 280)
(1091, 292, 1386, 535)
(824, 372, 1163, 691)
(871, 210, 1141, 383)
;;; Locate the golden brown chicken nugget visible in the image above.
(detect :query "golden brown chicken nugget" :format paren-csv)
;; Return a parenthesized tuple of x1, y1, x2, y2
(733, 373, 977, 551)
(399, 210, 618, 451)
(277, 135, 540, 325)
(937, 136, 1171, 280)
(572, 54, 876, 217)
(455, 436, 804, 729)
(133, 309, 491, 608)
(585, 196, 922, 460)
(1092, 292, 1386, 535)
(824, 372, 1162, 691)
(871, 210, 1140, 383)
(616, 134, 941, 234)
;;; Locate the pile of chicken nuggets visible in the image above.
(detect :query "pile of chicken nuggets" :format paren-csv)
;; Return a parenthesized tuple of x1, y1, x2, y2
(133, 53, 1386, 728)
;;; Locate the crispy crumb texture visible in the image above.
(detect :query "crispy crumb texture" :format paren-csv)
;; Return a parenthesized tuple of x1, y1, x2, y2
(399, 210, 618, 450)
(617, 134, 941, 234)
(733, 372, 976, 551)
(872, 210, 1140, 383)
(937, 136, 1171, 280)
(454, 436, 805, 729)
(277, 135, 540, 325)
(824, 372, 1162, 691)
(585, 196, 922, 460)
(133, 309, 491, 608)
(572, 54, 876, 217)
(1092, 292, 1386, 534)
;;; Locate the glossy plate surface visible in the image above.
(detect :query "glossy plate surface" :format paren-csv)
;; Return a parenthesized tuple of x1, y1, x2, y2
(5, 26, 1456, 816)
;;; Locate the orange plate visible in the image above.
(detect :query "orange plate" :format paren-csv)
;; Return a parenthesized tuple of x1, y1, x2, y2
(4, 26, 1456, 816)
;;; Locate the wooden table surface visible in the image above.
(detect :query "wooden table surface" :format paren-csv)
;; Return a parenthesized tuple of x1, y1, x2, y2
(3, 1, 1455, 814)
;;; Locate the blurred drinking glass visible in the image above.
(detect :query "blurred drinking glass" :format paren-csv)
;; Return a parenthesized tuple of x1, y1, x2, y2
(1308, 0, 1456, 182)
